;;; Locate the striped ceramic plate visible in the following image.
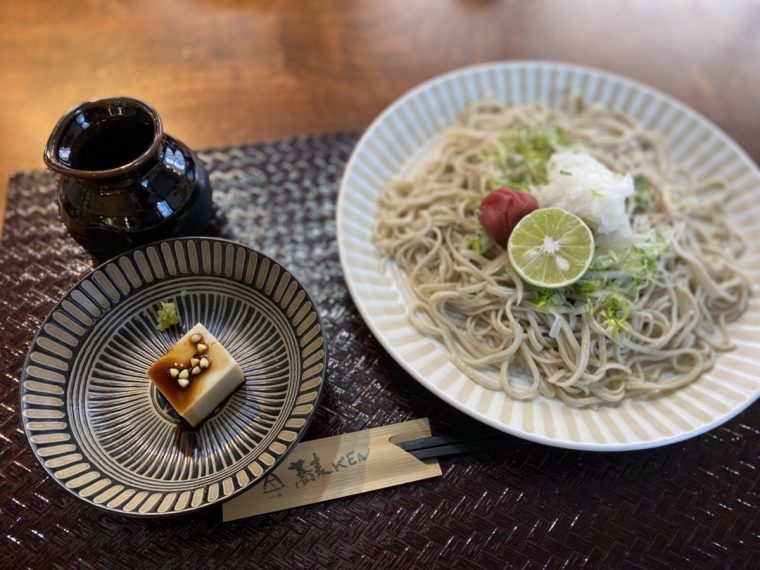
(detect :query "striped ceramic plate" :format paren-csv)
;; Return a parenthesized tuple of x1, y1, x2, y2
(337, 61, 760, 451)
(20, 238, 325, 515)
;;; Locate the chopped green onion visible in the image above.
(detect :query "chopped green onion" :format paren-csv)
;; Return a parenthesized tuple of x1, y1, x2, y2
(467, 235, 482, 258)
(595, 292, 631, 337)
(481, 125, 565, 190)
(523, 234, 671, 337)
(532, 287, 566, 312)
(630, 173, 656, 212)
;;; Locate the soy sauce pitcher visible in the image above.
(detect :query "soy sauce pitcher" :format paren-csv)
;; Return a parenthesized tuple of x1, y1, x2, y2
(44, 97, 213, 259)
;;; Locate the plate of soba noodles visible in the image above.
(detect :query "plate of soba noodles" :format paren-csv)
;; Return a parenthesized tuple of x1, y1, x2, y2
(337, 61, 760, 450)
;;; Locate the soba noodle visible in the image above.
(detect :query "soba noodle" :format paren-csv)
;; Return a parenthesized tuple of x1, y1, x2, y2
(373, 96, 750, 407)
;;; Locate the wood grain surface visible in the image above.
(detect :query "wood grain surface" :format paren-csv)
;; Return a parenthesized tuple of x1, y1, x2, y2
(1, 0, 758, 237)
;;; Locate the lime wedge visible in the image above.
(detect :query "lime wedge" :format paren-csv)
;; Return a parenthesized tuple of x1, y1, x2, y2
(507, 208, 594, 288)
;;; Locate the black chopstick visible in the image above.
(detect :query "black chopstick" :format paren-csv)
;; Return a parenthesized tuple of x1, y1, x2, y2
(397, 431, 529, 460)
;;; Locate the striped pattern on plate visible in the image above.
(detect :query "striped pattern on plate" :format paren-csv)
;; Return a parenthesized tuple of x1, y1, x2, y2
(21, 238, 325, 515)
(337, 61, 760, 450)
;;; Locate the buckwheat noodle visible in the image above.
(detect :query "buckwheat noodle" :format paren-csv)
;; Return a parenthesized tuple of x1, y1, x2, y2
(373, 96, 750, 407)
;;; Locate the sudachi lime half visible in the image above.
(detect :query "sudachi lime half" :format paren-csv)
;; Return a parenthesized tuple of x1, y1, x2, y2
(507, 207, 594, 288)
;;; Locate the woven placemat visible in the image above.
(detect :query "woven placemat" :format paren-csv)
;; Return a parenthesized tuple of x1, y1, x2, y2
(1, 134, 758, 568)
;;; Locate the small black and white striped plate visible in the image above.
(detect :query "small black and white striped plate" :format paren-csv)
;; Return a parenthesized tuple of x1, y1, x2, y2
(20, 237, 326, 516)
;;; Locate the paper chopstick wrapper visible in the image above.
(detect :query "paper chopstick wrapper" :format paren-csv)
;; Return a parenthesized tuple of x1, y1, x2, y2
(222, 418, 441, 521)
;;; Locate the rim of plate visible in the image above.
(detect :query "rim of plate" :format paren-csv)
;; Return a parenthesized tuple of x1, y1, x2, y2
(20, 237, 327, 515)
(336, 60, 760, 451)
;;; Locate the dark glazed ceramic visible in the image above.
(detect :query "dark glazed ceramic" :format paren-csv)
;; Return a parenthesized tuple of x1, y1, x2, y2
(44, 97, 213, 259)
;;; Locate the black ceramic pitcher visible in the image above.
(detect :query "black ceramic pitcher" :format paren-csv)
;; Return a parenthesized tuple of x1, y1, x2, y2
(44, 97, 213, 258)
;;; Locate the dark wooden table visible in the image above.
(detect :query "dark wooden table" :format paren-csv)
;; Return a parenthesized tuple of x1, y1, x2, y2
(1, 1, 759, 568)
(0, 0, 758, 236)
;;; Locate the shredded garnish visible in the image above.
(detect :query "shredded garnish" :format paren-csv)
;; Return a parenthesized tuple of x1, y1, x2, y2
(467, 235, 482, 258)
(481, 125, 566, 190)
(528, 233, 671, 336)
(595, 292, 632, 337)
(629, 173, 656, 213)
(532, 287, 563, 313)
(549, 314, 565, 338)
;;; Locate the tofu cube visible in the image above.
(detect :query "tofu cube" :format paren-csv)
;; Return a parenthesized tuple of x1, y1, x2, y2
(147, 323, 244, 427)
